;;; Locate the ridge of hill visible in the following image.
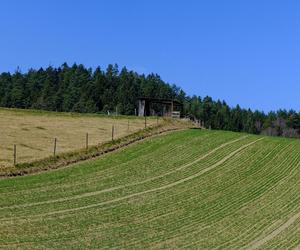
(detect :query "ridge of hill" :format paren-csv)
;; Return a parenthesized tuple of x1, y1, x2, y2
(0, 63, 299, 138)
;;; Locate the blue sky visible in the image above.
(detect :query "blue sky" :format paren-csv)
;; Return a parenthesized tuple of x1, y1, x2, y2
(0, 0, 299, 112)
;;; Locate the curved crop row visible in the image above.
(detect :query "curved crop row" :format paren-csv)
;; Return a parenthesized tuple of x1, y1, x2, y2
(0, 129, 299, 249)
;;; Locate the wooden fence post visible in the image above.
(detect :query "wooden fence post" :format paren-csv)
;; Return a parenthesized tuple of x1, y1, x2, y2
(53, 138, 57, 157)
(127, 120, 129, 132)
(13, 144, 16, 166)
(86, 133, 89, 151)
(112, 125, 114, 141)
(144, 116, 147, 128)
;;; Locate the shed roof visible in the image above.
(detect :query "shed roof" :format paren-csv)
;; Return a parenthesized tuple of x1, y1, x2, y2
(138, 97, 183, 106)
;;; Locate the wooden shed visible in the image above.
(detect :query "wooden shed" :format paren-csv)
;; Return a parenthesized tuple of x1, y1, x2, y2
(138, 97, 183, 118)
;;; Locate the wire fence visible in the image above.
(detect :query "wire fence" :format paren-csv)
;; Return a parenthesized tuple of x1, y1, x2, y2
(1, 117, 160, 167)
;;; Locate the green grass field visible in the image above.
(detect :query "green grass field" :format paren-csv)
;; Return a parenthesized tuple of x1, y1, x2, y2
(0, 129, 299, 249)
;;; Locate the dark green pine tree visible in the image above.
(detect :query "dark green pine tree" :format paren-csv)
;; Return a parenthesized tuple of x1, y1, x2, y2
(10, 69, 27, 108)
(0, 63, 298, 138)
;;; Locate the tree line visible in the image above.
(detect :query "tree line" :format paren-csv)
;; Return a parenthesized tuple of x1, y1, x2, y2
(0, 63, 299, 138)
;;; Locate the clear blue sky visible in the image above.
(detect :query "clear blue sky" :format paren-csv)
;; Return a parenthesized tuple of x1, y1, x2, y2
(1, 0, 299, 112)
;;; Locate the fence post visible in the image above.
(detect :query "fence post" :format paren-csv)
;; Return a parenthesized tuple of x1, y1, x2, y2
(112, 125, 114, 141)
(53, 138, 57, 157)
(86, 133, 89, 151)
(144, 116, 147, 128)
(13, 144, 16, 166)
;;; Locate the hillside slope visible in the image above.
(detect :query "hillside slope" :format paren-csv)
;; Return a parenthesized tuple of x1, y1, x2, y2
(0, 108, 158, 167)
(0, 129, 299, 249)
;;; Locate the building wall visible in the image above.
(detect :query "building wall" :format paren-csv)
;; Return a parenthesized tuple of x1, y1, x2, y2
(138, 99, 145, 116)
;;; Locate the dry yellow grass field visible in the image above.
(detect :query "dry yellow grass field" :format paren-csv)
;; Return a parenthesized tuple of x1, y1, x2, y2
(0, 108, 156, 167)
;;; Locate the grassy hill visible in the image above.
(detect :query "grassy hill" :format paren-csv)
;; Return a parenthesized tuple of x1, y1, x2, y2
(0, 129, 299, 249)
(0, 108, 157, 167)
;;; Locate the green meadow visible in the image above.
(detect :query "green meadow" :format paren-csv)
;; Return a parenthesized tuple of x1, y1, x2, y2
(0, 129, 299, 249)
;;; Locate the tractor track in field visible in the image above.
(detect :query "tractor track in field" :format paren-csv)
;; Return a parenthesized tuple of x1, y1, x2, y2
(0, 132, 214, 195)
(0, 135, 248, 211)
(140, 144, 298, 249)
(246, 210, 300, 250)
(184, 150, 300, 249)
(96, 141, 300, 246)
(0, 125, 189, 178)
(1, 137, 263, 221)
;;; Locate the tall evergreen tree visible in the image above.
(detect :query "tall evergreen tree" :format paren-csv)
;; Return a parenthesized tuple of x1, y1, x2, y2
(0, 63, 299, 138)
